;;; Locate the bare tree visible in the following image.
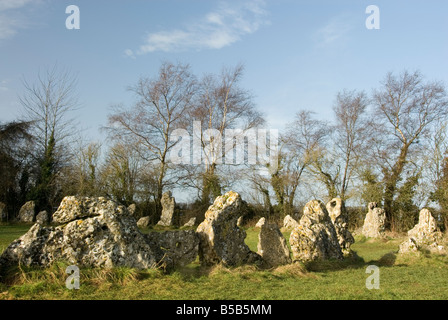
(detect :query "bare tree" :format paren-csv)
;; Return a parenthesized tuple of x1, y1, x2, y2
(273, 110, 328, 216)
(19, 65, 79, 212)
(332, 89, 368, 200)
(100, 142, 141, 206)
(372, 70, 448, 229)
(427, 121, 448, 189)
(107, 61, 197, 213)
(189, 64, 265, 204)
(63, 141, 102, 197)
(309, 148, 340, 201)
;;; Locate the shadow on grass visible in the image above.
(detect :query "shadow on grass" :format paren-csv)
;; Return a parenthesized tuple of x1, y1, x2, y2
(375, 252, 398, 267)
(304, 250, 401, 273)
(304, 251, 367, 272)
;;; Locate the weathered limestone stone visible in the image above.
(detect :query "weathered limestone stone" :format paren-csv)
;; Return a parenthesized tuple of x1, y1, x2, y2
(52, 196, 108, 224)
(35, 211, 50, 225)
(183, 217, 196, 227)
(257, 219, 291, 267)
(18, 201, 36, 223)
(196, 191, 262, 267)
(255, 217, 266, 228)
(399, 208, 445, 254)
(146, 230, 199, 269)
(362, 202, 386, 238)
(283, 215, 299, 230)
(289, 200, 343, 262)
(237, 216, 244, 227)
(1, 196, 159, 269)
(127, 204, 136, 217)
(0, 223, 51, 267)
(326, 198, 354, 255)
(157, 192, 176, 226)
(137, 216, 151, 228)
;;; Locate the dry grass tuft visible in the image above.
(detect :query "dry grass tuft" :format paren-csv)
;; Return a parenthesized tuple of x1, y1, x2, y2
(272, 262, 311, 278)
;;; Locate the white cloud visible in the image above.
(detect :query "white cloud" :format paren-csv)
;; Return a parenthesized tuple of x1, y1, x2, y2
(0, 16, 19, 40)
(0, 0, 38, 41)
(124, 49, 136, 59)
(0, 0, 34, 11)
(130, 0, 269, 55)
(0, 79, 10, 91)
(314, 14, 355, 47)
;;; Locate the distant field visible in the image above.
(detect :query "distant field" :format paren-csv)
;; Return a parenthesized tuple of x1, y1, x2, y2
(1, 224, 448, 300)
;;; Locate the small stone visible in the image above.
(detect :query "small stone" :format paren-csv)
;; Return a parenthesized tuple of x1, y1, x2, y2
(257, 219, 291, 267)
(18, 201, 36, 223)
(137, 216, 151, 228)
(157, 192, 176, 226)
(127, 204, 137, 216)
(237, 216, 243, 227)
(35, 211, 50, 225)
(283, 215, 299, 230)
(362, 202, 386, 238)
(255, 217, 266, 228)
(183, 217, 196, 227)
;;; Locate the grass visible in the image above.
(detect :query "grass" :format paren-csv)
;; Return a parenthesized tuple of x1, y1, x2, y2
(1, 224, 448, 300)
(0, 223, 31, 253)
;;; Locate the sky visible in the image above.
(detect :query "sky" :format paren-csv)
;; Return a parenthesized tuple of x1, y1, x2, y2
(1, 0, 448, 137)
(1, 0, 448, 201)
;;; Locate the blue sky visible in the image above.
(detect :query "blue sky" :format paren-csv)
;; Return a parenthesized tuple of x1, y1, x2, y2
(1, 0, 448, 143)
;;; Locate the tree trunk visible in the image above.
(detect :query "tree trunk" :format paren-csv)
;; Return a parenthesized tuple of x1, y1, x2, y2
(156, 160, 166, 215)
(383, 144, 409, 230)
(201, 163, 221, 205)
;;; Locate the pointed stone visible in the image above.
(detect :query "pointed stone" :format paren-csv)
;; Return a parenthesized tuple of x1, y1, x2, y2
(196, 191, 262, 267)
(18, 201, 36, 223)
(326, 198, 354, 255)
(283, 215, 299, 230)
(157, 191, 176, 226)
(289, 200, 343, 262)
(362, 202, 386, 238)
(257, 219, 291, 267)
(399, 208, 445, 254)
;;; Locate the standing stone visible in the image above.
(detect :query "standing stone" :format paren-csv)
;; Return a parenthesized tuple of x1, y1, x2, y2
(283, 215, 299, 230)
(183, 217, 196, 227)
(237, 216, 244, 227)
(399, 208, 445, 254)
(255, 217, 266, 228)
(362, 202, 386, 238)
(146, 230, 199, 269)
(257, 219, 291, 267)
(137, 216, 151, 228)
(1, 196, 159, 269)
(18, 201, 36, 223)
(157, 192, 176, 226)
(196, 191, 262, 267)
(289, 200, 343, 262)
(326, 198, 354, 255)
(35, 211, 50, 225)
(407, 208, 437, 238)
(127, 204, 137, 217)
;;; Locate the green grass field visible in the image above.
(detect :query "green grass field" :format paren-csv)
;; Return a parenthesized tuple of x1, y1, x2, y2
(1, 224, 448, 300)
